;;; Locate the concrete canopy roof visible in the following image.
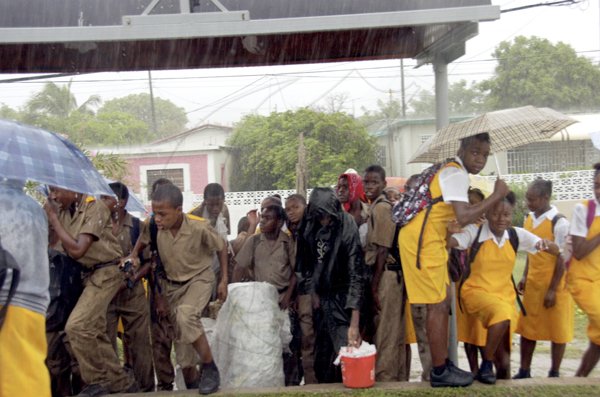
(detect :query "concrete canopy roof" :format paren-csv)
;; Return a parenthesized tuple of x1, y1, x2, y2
(0, 0, 498, 73)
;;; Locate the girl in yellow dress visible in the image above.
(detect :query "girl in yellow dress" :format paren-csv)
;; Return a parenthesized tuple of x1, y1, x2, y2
(455, 187, 488, 374)
(568, 163, 600, 377)
(448, 192, 558, 384)
(514, 179, 573, 379)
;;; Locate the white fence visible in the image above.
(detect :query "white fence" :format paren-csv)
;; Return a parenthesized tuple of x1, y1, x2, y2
(134, 169, 593, 235)
(482, 169, 594, 202)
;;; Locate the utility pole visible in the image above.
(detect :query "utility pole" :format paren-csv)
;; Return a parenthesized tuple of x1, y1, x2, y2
(148, 70, 158, 135)
(400, 59, 406, 118)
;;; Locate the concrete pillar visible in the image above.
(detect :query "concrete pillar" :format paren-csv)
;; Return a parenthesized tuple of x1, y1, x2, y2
(434, 59, 458, 365)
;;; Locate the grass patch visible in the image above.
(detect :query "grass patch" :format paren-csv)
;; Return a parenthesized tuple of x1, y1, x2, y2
(215, 385, 600, 397)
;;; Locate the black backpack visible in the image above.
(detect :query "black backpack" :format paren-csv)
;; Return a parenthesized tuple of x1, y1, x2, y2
(46, 249, 84, 332)
(458, 226, 526, 316)
(0, 237, 19, 330)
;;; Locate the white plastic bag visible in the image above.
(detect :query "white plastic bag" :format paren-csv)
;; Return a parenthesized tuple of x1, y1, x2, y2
(334, 341, 377, 365)
(213, 282, 291, 388)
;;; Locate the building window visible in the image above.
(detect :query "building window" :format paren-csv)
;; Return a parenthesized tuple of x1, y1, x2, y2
(146, 168, 184, 200)
(375, 145, 387, 167)
(506, 141, 599, 173)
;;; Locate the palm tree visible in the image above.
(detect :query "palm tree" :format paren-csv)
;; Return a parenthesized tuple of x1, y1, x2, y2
(26, 80, 100, 118)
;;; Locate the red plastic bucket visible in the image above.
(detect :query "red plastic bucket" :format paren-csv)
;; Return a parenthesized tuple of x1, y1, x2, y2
(340, 352, 376, 388)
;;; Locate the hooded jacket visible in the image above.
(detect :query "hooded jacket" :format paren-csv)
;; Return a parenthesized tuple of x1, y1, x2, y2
(296, 187, 364, 310)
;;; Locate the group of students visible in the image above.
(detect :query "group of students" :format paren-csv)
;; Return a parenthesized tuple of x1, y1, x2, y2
(4, 131, 600, 397)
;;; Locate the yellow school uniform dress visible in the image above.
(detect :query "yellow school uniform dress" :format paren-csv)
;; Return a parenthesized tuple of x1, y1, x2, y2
(457, 224, 540, 333)
(399, 161, 463, 304)
(517, 212, 573, 343)
(456, 282, 487, 347)
(405, 300, 416, 344)
(568, 201, 600, 345)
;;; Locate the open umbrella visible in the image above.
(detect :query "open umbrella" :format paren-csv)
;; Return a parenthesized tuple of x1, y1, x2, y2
(103, 177, 147, 213)
(409, 106, 578, 164)
(0, 119, 114, 196)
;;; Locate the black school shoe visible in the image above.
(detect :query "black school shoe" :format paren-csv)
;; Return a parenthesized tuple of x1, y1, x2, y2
(476, 360, 496, 385)
(548, 370, 560, 378)
(76, 384, 109, 397)
(430, 360, 474, 387)
(198, 362, 220, 395)
(512, 368, 531, 379)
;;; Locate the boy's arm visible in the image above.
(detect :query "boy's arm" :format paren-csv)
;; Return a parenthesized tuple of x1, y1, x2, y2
(44, 201, 94, 259)
(371, 245, 387, 312)
(451, 179, 509, 226)
(217, 242, 228, 301)
(280, 272, 296, 310)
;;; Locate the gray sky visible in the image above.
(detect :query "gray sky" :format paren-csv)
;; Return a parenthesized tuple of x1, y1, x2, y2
(0, 0, 598, 128)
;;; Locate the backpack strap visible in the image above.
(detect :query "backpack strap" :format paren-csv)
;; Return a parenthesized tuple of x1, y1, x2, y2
(507, 227, 526, 316)
(551, 213, 566, 231)
(458, 224, 484, 312)
(416, 159, 459, 270)
(587, 200, 596, 229)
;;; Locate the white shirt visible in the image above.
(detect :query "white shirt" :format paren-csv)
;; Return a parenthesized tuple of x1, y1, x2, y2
(527, 205, 569, 248)
(452, 221, 541, 254)
(570, 199, 600, 238)
(438, 156, 469, 204)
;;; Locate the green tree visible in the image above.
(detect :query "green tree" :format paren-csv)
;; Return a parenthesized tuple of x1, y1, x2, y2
(24, 80, 100, 120)
(71, 111, 152, 146)
(480, 36, 600, 111)
(228, 108, 376, 191)
(0, 103, 22, 122)
(408, 80, 486, 118)
(98, 93, 188, 140)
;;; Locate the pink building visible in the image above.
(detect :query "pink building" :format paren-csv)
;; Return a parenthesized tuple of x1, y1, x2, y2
(95, 124, 233, 205)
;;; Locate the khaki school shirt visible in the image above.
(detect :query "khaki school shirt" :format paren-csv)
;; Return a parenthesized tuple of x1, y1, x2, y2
(235, 232, 294, 292)
(114, 212, 135, 256)
(57, 197, 123, 268)
(365, 194, 396, 266)
(139, 214, 224, 282)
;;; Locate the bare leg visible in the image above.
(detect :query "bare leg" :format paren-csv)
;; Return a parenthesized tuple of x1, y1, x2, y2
(494, 329, 511, 380)
(483, 320, 509, 362)
(519, 336, 536, 371)
(464, 343, 479, 374)
(550, 342, 566, 374)
(576, 342, 600, 377)
(192, 333, 214, 364)
(426, 297, 451, 367)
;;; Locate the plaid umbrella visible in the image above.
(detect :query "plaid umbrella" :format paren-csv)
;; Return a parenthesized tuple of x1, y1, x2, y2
(0, 119, 114, 196)
(409, 106, 578, 164)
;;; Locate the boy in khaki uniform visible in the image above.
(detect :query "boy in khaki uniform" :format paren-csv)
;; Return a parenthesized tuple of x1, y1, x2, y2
(45, 187, 136, 397)
(233, 204, 296, 310)
(233, 204, 299, 385)
(128, 183, 226, 395)
(363, 165, 407, 382)
(101, 182, 154, 392)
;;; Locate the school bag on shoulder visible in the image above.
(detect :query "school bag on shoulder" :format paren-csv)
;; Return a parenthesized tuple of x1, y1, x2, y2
(458, 225, 526, 316)
(46, 248, 84, 332)
(0, 237, 19, 331)
(392, 158, 459, 269)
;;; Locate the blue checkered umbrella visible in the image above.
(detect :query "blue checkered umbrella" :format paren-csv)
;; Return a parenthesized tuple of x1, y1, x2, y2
(0, 119, 114, 196)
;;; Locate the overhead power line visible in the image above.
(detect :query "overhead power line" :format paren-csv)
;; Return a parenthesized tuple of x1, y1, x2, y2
(501, 0, 586, 13)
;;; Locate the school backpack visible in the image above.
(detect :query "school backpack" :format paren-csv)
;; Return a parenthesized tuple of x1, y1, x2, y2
(0, 237, 19, 331)
(46, 249, 84, 332)
(392, 158, 459, 269)
(458, 225, 526, 316)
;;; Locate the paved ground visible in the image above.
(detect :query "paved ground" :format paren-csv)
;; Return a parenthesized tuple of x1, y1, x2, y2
(114, 336, 600, 396)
